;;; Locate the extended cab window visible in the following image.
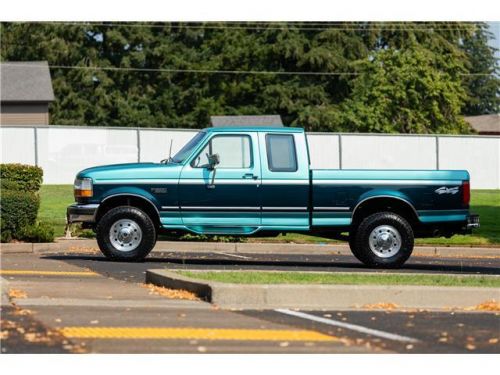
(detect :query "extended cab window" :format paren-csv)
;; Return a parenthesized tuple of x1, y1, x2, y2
(265, 134, 298, 172)
(192, 135, 252, 169)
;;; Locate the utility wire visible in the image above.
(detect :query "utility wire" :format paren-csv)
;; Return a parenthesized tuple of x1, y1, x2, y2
(12, 21, 480, 32)
(0, 62, 494, 76)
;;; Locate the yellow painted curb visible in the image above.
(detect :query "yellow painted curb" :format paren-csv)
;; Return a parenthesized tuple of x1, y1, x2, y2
(60, 327, 336, 341)
(0, 270, 98, 276)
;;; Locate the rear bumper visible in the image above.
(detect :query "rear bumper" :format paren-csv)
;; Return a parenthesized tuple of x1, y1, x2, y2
(67, 203, 99, 224)
(415, 213, 479, 238)
(466, 213, 480, 229)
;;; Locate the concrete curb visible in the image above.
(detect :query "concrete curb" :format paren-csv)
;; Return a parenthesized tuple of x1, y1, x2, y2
(0, 277, 11, 306)
(145, 269, 500, 310)
(1, 238, 500, 257)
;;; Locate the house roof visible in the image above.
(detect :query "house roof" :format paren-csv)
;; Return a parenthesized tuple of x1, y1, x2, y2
(210, 115, 283, 127)
(1, 61, 55, 102)
(465, 114, 500, 134)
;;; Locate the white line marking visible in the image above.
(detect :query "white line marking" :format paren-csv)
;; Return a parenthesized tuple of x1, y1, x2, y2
(275, 309, 419, 343)
(217, 252, 252, 260)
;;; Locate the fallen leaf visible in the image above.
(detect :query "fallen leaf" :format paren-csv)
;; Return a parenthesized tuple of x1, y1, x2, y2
(488, 338, 498, 344)
(142, 283, 199, 300)
(90, 320, 99, 324)
(8, 289, 27, 299)
(197, 346, 207, 353)
(466, 344, 476, 350)
(406, 344, 414, 350)
(464, 300, 500, 312)
(279, 342, 289, 347)
(362, 302, 399, 310)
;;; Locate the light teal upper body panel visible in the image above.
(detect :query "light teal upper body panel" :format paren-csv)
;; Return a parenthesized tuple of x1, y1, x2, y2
(78, 162, 182, 182)
(312, 169, 469, 181)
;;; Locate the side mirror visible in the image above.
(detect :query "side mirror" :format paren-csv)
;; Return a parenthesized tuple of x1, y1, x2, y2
(207, 153, 220, 170)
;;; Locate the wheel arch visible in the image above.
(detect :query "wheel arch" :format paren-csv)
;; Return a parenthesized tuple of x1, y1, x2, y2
(351, 195, 420, 228)
(96, 193, 161, 228)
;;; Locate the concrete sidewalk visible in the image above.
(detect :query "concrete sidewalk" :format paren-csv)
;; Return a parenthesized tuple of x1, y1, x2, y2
(146, 269, 500, 310)
(1, 238, 499, 257)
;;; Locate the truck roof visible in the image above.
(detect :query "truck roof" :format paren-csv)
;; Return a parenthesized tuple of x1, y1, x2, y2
(203, 126, 304, 133)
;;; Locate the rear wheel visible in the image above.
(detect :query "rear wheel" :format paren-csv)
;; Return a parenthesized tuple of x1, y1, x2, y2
(96, 206, 157, 261)
(351, 212, 414, 268)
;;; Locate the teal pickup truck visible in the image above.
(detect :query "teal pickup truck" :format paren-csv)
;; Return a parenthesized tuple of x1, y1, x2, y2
(67, 127, 479, 268)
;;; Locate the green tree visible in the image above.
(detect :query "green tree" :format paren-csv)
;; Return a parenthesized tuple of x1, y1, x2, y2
(1, 22, 498, 132)
(460, 23, 500, 115)
(335, 46, 470, 133)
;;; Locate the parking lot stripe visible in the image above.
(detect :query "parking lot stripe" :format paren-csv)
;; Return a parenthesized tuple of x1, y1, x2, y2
(275, 309, 419, 343)
(60, 327, 337, 341)
(0, 270, 98, 277)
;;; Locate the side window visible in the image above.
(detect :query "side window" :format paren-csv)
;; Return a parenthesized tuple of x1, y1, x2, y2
(191, 135, 252, 169)
(266, 134, 298, 172)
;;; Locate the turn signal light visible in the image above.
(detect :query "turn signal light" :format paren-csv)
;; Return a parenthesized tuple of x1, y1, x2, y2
(74, 177, 93, 198)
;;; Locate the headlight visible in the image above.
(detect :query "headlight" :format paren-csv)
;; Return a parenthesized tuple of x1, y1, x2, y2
(74, 177, 93, 198)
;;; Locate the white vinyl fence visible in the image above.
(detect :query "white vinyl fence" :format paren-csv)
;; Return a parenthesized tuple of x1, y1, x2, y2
(1, 125, 499, 189)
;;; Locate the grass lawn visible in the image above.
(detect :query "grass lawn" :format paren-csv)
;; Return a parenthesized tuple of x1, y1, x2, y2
(177, 270, 500, 288)
(38, 185, 74, 237)
(38, 185, 499, 245)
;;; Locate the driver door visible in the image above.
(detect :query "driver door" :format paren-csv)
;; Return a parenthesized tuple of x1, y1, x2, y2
(179, 132, 261, 231)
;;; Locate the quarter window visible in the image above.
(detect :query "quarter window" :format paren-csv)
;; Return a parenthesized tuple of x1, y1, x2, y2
(266, 134, 298, 172)
(191, 135, 252, 169)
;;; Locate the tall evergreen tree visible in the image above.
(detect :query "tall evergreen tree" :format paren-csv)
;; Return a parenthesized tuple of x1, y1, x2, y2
(1, 22, 498, 132)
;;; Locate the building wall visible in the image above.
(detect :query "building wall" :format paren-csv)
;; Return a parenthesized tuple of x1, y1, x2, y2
(0, 125, 498, 188)
(0, 103, 49, 125)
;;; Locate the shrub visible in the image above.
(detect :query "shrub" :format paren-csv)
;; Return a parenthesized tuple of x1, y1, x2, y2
(0, 163, 43, 192)
(0, 189, 40, 241)
(20, 222, 55, 243)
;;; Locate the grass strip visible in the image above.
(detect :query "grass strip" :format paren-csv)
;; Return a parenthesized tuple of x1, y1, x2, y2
(177, 270, 500, 288)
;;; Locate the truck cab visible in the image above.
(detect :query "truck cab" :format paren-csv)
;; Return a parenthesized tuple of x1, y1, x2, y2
(68, 127, 479, 268)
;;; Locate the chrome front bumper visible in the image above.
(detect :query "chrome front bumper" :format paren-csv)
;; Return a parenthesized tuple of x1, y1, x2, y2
(67, 203, 99, 224)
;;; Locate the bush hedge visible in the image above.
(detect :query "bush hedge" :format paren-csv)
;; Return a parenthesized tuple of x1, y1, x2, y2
(1, 163, 54, 243)
(0, 163, 43, 192)
(0, 189, 40, 242)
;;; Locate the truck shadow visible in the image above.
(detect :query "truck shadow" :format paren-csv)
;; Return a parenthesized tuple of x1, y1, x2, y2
(43, 252, 500, 276)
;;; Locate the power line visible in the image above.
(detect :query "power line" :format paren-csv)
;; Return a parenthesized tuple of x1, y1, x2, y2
(0, 62, 493, 76)
(10, 21, 480, 32)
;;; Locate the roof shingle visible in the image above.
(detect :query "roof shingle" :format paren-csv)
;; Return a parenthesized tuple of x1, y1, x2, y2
(1, 61, 55, 102)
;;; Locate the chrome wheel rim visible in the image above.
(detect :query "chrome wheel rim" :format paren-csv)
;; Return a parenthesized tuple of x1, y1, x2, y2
(109, 219, 142, 252)
(368, 225, 402, 258)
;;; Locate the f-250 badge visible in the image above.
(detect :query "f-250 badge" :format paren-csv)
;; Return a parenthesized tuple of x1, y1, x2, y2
(435, 186, 459, 195)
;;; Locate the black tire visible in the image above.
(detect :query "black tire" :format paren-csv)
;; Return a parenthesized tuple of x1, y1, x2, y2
(351, 212, 414, 268)
(96, 206, 157, 261)
(348, 229, 365, 263)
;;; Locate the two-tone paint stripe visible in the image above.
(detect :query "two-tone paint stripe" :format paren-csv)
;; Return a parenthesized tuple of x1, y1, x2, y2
(313, 179, 462, 186)
(161, 206, 308, 211)
(95, 179, 310, 185)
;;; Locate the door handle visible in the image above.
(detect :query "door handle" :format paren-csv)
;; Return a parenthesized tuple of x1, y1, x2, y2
(243, 173, 258, 180)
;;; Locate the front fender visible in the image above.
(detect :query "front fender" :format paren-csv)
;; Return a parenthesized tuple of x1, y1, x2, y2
(100, 186, 161, 210)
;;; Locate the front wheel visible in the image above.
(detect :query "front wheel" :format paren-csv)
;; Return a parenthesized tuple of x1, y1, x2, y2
(351, 212, 414, 268)
(96, 206, 157, 261)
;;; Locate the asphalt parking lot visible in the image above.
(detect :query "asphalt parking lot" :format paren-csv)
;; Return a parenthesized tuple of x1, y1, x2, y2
(1, 250, 499, 353)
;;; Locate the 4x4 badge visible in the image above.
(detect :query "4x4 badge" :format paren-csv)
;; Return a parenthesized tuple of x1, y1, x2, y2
(435, 186, 459, 195)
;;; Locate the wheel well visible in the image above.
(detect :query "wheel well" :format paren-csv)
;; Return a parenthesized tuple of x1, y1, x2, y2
(95, 195, 161, 228)
(351, 197, 419, 228)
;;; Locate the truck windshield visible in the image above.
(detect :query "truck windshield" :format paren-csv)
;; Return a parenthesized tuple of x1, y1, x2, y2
(170, 131, 206, 164)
